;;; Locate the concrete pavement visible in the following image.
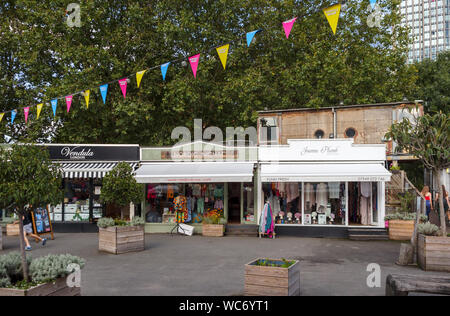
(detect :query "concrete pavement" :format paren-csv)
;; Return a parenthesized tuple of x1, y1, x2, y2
(1, 233, 448, 296)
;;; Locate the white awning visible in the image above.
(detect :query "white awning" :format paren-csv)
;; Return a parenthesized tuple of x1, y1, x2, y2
(135, 162, 255, 183)
(58, 162, 138, 179)
(261, 163, 391, 182)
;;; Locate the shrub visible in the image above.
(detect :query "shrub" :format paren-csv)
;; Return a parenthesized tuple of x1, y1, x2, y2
(417, 222, 440, 236)
(29, 254, 85, 284)
(97, 217, 115, 228)
(130, 216, 145, 226)
(0, 252, 32, 287)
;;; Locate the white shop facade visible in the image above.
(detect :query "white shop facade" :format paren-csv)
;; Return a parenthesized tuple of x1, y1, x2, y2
(256, 139, 391, 233)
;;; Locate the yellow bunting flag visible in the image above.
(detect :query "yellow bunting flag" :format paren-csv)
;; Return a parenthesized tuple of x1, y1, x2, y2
(323, 3, 341, 35)
(84, 90, 90, 109)
(216, 44, 230, 70)
(0, 113, 4, 122)
(36, 104, 43, 119)
(136, 70, 147, 88)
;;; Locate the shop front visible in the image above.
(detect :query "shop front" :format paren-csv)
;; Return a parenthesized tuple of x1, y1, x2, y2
(257, 139, 391, 237)
(46, 144, 139, 231)
(135, 141, 257, 233)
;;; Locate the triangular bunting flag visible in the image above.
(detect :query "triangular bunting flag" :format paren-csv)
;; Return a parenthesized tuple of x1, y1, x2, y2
(118, 79, 128, 99)
(136, 70, 146, 88)
(11, 110, 17, 124)
(370, 0, 377, 9)
(216, 44, 230, 70)
(323, 3, 341, 35)
(84, 90, 90, 109)
(65, 95, 73, 113)
(246, 30, 260, 47)
(282, 17, 297, 39)
(51, 99, 58, 117)
(24, 107, 30, 123)
(36, 104, 43, 119)
(161, 63, 170, 81)
(100, 84, 108, 104)
(189, 54, 201, 78)
(0, 113, 4, 122)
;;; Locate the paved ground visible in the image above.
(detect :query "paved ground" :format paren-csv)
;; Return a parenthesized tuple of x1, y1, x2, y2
(1, 233, 448, 296)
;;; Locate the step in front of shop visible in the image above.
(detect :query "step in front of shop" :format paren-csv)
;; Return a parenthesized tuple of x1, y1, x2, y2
(347, 228, 389, 241)
(275, 226, 349, 238)
(225, 224, 258, 237)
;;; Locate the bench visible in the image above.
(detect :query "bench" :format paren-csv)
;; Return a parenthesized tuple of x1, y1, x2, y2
(386, 274, 450, 296)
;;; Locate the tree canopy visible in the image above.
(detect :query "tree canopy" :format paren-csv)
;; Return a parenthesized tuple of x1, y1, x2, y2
(0, 0, 416, 145)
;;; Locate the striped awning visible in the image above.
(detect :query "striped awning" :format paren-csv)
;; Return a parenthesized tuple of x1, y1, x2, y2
(57, 162, 138, 179)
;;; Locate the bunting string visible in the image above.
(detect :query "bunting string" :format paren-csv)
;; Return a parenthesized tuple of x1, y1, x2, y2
(0, 3, 342, 124)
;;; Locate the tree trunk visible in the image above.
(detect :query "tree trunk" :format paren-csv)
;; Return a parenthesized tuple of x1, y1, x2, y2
(435, 170, 447, 236)
(17, 215, 30, 282)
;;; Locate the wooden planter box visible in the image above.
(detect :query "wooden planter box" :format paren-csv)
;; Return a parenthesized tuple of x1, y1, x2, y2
(6, 223, 20, 236)
(245, 258, 300, 296)
(202, 224, 224, 237)
(99, 225, 145, 255)
(388, 220, 414, 240)
(0, 277, 80, 296)
(418, 234, 450, 272)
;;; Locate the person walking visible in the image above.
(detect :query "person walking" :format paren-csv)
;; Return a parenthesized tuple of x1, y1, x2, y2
(435, 185, 450, 224)
(16, 208, 47, 251)
(421, 186, 433, 220)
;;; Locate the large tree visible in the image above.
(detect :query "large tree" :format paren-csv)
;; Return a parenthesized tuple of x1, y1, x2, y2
(0, 144, 62, 281)
(411, 51, 450, 114)
(1, 0, 416, 145)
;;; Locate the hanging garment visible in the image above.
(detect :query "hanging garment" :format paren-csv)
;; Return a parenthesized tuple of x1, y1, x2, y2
(197, 198, 205, 214)
(192, 184, 201, 197)
(316, 183, 329, 207)
(259, 203, 268, 233)
(304, 183, 316, 205)
(278, 182, 286, 197)
(328, 182, 340, 199)
(167, 185, 174, 199)
(174, 195, 187, 223)
(286, 183, 299, 203)
(360, 182, 371, 198)
(269, 195, 281, 215)
(265, 203, 274, 236)
(147, 185, 157, 200)
(214, 185, 224, 199)
(214, 199, 224, 210)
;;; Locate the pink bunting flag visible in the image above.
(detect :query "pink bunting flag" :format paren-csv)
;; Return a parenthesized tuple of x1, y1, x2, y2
(118, 78, 128, 99)
(24, 107, 30, 123)
(282, 17, 297, 39)
(189, 54, 201, 78)
(65, 95, 73, 113)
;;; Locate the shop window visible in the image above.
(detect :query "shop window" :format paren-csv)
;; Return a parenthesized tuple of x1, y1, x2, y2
(314, 129, 325, 139)
(304, 182, 346, 225)
(55, 179, 91, 222)
(263, 183, 302, 224)
(345, 127, 357, 138)
(144, 183, 225, 224)
(243, 183, 255, 223)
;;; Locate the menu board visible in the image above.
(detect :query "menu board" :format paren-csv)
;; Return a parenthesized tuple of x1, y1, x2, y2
(31, 206, 54, 240)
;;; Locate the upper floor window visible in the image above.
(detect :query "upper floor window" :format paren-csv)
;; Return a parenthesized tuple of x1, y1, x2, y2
(345, 128, 357, 138)
(314, 129, 325, 139)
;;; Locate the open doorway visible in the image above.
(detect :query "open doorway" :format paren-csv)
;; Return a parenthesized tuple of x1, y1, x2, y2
(228, 183, 241, 223)
(348, 182, 378, 226)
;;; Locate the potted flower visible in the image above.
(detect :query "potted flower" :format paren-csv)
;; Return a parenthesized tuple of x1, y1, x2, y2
(97, 217, 145, 255)
(245, 258, 300, 296)
(385, 213, 427, 241)
(417, 222, 450, 272)
(202, 209, 226, 237)
(0, 252, 85, 296)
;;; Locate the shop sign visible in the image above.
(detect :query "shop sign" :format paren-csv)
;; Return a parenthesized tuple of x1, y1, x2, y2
(47, 145, 139, 161)
(300, 145, 339, 156)
(161, 150, 239, 161)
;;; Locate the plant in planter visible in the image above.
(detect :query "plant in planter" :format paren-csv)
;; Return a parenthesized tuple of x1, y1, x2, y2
(0, 144, 62, 283)
(0, 252, 85, 296)
(202, 209, 226, 237)
(417, 222, 450, 272)
(384, 212, 427, 241)
(245, 258, 300, 296)
(3, 216, 19, 237)
(97, 217, 146, 254)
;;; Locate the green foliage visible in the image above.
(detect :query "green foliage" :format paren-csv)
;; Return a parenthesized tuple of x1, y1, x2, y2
(100, 162, 142, 207)
(29, 254, 85, 285)
(130, 216, 145, 226)
(396, 191, 415, 213)
(384, 212, 427, 221)
(411, 51, 450, 114)
(0, 252, 32, 288)
(0, 0, 415, 145)
(0, 144, 62, 217)
(97, 217, 115, 229)
(417, 222, 440, 236)
(255, 258, 295, 268)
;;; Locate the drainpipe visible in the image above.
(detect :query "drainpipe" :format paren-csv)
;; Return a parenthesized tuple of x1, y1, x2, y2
(332, 107, 337, 139)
